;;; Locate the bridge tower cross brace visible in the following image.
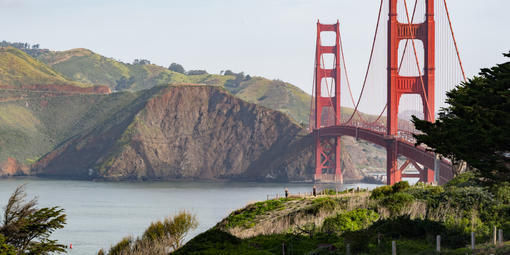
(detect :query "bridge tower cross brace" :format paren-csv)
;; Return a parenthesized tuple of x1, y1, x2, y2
(387, 0, 435, 185)
(313, 21, 342, 183)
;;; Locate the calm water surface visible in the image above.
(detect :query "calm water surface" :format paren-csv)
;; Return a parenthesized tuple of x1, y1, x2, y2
(0, 178, 380, 255)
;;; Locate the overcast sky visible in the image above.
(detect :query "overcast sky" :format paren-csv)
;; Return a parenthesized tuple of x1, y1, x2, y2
(1, 0, 509, 96)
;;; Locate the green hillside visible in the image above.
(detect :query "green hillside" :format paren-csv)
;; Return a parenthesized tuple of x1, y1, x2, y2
(231, 77, 310, 125)
(36, 48, 234, 90)
(0, 47, 92, 88)
(0, 46, 384, 170)
(35, 49, 311, 124)
(0, 89, 140, 164)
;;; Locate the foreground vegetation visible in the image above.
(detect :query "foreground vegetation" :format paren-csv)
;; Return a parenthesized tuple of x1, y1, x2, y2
(171, 176, 510, 254)
(0, 185, 67, 255)
(99, 211, 198, 255)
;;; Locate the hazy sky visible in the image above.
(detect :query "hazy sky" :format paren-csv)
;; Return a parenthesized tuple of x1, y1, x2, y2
(1, 0, 509, 95)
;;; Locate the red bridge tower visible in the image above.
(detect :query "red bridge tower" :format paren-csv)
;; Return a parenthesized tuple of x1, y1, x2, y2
(386, 0, 435, 184)
(313, 21, 342, 183)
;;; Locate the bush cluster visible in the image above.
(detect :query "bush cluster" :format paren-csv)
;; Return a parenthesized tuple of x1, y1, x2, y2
(370, 181, 410, 200)
(322, 209, 379, 234)
(379, 192, 415, 216)
(102, 211, 197, 255)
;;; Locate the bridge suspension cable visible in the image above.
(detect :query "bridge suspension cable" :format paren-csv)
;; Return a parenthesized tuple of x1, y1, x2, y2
(319, 38, 338, 126)
(442, 0, 467, 82)
(345, 0, 385, 125)
(310, 0, 467, 134)
(402, 0, 433, 122)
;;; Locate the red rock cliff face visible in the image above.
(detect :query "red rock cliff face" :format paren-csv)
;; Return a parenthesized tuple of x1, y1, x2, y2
(0, 157, 29, 176)
(33, 86, 363, 181)
(103, 86, 305, 180)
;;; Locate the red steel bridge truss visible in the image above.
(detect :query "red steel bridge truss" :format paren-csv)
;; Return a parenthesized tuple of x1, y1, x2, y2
(310, 0, 467, 185)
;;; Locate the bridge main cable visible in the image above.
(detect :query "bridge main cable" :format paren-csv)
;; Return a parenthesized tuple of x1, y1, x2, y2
(345, 0, 384, 125)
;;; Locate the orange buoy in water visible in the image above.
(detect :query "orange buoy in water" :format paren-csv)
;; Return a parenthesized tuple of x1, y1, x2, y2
(70, 243, 72, 249)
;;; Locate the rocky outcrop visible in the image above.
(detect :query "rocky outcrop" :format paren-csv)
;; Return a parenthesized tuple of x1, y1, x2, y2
(0, 157, 29, 176)
(32, 85, 364, 182)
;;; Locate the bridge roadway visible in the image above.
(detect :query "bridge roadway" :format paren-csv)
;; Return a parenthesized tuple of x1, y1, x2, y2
(316, 125, 454, 185)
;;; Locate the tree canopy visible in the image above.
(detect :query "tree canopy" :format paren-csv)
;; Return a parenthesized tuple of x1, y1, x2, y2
(168, 63, 185, 74)
(132, 59, 151, 65)
(0, 185, 67, 254)
(186, 70, 208, 75)
(413, 52, 510, 183)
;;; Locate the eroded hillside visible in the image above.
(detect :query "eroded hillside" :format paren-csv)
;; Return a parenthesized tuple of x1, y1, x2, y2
(30, 86, 371, 181)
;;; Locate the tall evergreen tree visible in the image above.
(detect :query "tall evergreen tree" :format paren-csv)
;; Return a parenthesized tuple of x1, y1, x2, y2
(413, 52, 510, 183)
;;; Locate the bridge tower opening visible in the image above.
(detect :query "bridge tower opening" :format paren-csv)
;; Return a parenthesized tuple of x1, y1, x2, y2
(387, 0, 435, 185)
(313, 21, 342, 183)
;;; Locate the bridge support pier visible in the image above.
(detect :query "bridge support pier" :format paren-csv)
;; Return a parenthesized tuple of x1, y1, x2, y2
(314, 134, 342, 183)
(419, 168, 435, 184)
(386, 135, 435, 185)
(386, 137, 400, 185)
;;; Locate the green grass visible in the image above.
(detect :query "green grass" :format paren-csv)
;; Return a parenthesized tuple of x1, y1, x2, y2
(0, 89, 142, 163)
(306, 197, 340, 214)
(173, 227, 510, 255)
(224, 198, 296, 229)
(0, 47, 92, 87)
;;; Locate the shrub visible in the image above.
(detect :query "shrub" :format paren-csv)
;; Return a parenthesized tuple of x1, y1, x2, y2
(104, 211, 198, 254)
(392, 181, 410, 193)
(405, 184, 443, 200)
(380, 192, 414, 216)
(371, 181, 410, 201)
(142, 221, 166, 241)
(439, 186, 494, 212)
(444, 171, 479, 188)
(168, 63, 185, 74)
(370, 185, 393, 199)
(322, 209, 379, 234)
(306, 197, 338, 215)
(108, 237, 132, 255)
(491, 182, 510, 204)
(164, 211, 199, 250)
(186, 70, 208, 75)
(369, 216, 469, 248)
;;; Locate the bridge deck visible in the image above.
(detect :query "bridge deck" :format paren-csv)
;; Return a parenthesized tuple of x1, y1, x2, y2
(316, 125, 453, 184)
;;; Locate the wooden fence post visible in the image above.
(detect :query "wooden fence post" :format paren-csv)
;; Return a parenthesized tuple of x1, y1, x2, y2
(494, 226, 497, 245)
(471, 232, 475, 250)
(498, 229, 503, 246)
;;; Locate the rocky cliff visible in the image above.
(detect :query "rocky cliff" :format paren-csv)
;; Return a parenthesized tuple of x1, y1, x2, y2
(31, 85, 366, 181)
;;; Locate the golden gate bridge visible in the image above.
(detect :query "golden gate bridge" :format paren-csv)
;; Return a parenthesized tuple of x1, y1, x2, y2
(310, 0, 466, 185)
